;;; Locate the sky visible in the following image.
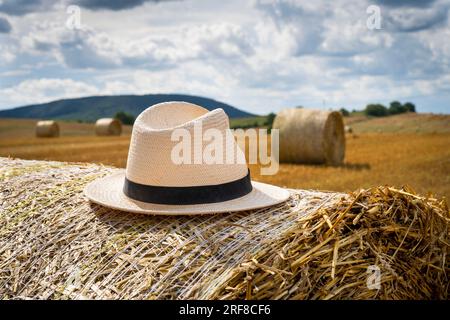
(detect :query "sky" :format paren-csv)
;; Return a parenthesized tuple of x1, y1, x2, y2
(0, 0, 449, 114)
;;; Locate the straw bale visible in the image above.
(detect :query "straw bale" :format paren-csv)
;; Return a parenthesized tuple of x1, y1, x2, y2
(35, 120, 60, 138)
(0, 157, 448, 299)
(95, 118, 122, 136)
(273, 108, 345, 165)
(345, 125, 353, 134)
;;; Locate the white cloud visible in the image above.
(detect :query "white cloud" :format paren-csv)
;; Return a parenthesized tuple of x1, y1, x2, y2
(0, 0, 449, 113)
(383, 1, 449, 32)
(14, 18, 256, 70)
(0, 78, 99, 106)
(0, 44, 16, 64)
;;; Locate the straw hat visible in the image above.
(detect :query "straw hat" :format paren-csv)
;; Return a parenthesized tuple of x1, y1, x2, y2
(84, 101, 289, 215)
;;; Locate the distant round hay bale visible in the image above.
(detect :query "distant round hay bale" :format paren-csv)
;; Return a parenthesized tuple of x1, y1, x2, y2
(345, 125, 353, 134)
(35, 120, 60, 138)
(273, 108, 345, 165)
(95, 118, 122, 136)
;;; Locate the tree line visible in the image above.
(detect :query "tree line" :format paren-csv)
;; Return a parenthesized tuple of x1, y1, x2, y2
(340, 101, 416, 117)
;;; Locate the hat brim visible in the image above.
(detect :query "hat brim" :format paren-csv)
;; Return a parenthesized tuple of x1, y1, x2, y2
(84, 170, 290, 215)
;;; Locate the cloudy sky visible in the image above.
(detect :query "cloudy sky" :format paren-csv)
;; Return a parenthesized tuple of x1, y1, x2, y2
(0, 0, 449, 114)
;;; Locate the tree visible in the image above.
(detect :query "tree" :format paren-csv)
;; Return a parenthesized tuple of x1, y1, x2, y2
(265, 112, 276, 129)
(403, 102, 416, 113)
(365, 104, 388, 117)
(388, 101, 407, 115)
(339, 108, 350, 117)
(114, 111, 135, 125)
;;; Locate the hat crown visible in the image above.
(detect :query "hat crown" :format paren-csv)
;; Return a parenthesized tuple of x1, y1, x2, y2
(125, 102, 248, 187)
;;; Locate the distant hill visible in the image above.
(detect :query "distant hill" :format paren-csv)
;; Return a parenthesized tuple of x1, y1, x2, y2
(0, 94, 255, 122)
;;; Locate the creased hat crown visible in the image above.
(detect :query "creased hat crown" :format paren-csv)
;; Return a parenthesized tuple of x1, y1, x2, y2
(125, 101, 248, 187)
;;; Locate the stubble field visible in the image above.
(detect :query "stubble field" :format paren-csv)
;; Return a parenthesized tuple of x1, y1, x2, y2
(0, 113, 449, 200)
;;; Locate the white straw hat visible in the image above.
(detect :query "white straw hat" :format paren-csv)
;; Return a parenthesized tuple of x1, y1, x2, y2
(84, 101, 290, 215)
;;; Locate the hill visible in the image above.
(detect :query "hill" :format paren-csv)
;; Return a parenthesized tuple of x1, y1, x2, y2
(0, 94, 255, 122)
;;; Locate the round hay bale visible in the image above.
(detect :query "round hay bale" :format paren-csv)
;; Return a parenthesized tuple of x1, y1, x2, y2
(1, 157, 448, 300)
(272, 108, 345, 165)
(95, 118, 122, 136)
(35, 120, 60, 138)
(345, 125, 353, 134)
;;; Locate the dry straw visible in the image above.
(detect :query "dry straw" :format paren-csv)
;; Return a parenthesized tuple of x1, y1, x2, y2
(345, 125, 353, 134)
(35, 120, 60, 138)
(273, 108, 346, 165)
(0, 157, 448, 299)
(95, 118, 122, 136)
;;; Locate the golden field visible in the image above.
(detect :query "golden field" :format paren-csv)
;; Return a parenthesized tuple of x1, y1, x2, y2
(0, 113, 449, 200)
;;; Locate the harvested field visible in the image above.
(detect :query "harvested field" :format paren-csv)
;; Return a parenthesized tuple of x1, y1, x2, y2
(0, 115, 449, 200)
(251, 133, 450, 201)
(349, 113, 450, 134)
(0, 118, 132, 138)
(0, 120, 450, 199)
(0, 158, 448, 299)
